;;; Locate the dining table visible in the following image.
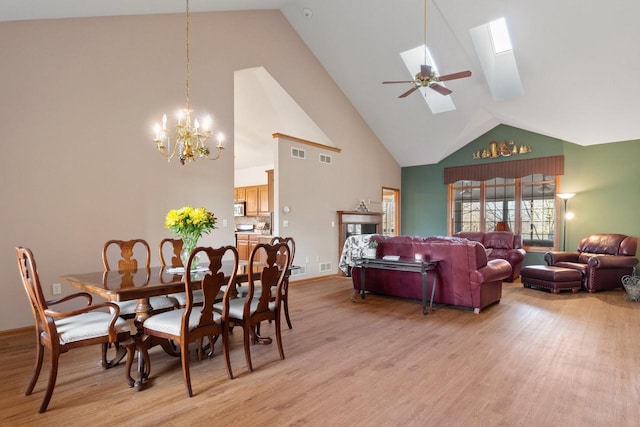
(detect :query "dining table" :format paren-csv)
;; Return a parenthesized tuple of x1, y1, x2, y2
(60, 261, 260, 390)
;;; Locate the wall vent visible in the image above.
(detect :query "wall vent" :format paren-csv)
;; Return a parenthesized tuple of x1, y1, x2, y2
(291, 147, 306, 159)
(319, 262, 332, 273)
(290, 265, 306, 276)
(319, 153, 332, 164)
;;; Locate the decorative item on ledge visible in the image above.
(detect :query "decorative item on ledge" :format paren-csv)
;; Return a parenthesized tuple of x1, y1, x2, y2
(356, 200, 369, 212)
(165, 206, 217, 267)
(472, 140, 532, 160)
(152, 0, 224, 165)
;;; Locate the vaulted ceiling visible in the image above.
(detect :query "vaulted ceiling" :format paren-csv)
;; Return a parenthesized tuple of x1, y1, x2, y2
(3, 0, 639, 167)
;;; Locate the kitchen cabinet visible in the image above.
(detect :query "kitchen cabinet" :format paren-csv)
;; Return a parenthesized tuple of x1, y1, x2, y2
(234, 169, 273, 215)
(234, 187, 246, 202)
(236, 234, 250, 261)
(234, 183, 271, 215)
(258, 184, 270, 215)
(236, 233, 273, 262)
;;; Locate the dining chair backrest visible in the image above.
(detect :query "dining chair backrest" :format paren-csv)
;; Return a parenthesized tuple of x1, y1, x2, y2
(246, 242, 290, 316)
(102, 239, 151, 271)
(184, 245, 238, 318)
(17, 247, 52, 341)
(269, 236, 295, 270)
(159, 238, 184, 268)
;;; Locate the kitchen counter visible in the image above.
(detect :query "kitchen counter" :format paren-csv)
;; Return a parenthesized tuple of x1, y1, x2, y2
(235, 231, 272, 236)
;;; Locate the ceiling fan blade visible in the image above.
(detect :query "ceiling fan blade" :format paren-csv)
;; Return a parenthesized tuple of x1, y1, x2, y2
(383, 80, 416, 84)
(429, 83, 452, 96)
(420, 64, 432, 77)
(399, 86, 419, 98)
(438, 70, 472, 81)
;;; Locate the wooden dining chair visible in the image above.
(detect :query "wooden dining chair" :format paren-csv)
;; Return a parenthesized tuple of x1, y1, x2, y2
(16, 247, 134, 413)
(137, 246, 238, 397)
(270, 236, 296, 329)
(159, 237, 183, 268)
(102, 239, 177, 316)
(159, 238, 204, 308)
(102, 239, 177, 366)
(218, 242, 290, 373)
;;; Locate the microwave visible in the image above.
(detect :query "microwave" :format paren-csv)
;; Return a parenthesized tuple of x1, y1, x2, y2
(234, 202, 245, 216)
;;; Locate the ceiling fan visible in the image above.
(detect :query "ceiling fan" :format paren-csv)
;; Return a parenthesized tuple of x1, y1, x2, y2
(383, 0, 471, 98)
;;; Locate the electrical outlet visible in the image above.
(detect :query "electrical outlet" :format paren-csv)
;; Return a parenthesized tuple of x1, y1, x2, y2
(52, 283, 62, 295)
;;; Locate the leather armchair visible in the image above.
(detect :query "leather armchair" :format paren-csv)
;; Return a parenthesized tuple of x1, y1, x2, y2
(545, 233, 639, 292)
(455, 231, 526, 282)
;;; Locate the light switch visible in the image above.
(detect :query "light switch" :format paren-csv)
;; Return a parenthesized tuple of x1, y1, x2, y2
(283, 220, 289, 227)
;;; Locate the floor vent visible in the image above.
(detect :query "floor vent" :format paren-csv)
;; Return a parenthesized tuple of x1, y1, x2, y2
(319, 153, 332, 164)
(291, 147, 306, 159)
(319, 262, 332, 272)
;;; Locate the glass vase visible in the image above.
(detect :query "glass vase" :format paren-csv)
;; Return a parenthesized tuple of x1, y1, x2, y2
(180, 234, 201, 269)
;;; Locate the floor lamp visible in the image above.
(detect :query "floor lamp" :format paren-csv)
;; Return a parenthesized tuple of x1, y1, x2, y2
(557, 193, 575, 251)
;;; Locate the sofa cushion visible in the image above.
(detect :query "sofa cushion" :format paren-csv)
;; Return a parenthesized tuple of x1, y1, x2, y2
(455, 232, 485, 245)
(578, 234, 627, 255)
(484, 231, 515, 250)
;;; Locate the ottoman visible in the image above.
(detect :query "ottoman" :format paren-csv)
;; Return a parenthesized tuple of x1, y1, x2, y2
(521, 265, 582, 294)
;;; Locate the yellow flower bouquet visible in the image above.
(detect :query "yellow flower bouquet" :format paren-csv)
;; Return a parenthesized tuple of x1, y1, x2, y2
(165, 205, 217, 266)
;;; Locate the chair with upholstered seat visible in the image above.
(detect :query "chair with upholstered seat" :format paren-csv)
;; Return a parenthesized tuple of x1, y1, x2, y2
(102, 239, 178, 316)
(102, 239, 177, 366)
(217, 242, 290, 373)
(159, 237, 204, 307)
(545, 233, 639, 292)
(16, 246, 134, 413)
(138, 246, 238, 397)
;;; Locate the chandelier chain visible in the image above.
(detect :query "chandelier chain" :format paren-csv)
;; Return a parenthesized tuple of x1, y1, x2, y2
(185, 0, 190, 110)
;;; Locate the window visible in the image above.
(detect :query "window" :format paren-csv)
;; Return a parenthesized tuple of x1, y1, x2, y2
(450, 174, 559, 250)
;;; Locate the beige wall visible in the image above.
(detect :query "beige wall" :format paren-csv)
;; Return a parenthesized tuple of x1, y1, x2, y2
(0, 11, 400, 331)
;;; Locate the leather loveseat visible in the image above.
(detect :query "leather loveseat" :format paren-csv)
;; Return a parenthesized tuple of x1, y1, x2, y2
(544, 233, 639, 292)
(351, 235, 512, 313)
(455, 231, 526, 282)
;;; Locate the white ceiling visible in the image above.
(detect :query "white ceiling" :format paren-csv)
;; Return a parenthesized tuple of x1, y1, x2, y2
(4, 0, 640, 167)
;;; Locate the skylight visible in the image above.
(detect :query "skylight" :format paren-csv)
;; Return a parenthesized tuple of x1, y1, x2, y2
(488, 18, 512, 54)
(470, 17, 523, 101)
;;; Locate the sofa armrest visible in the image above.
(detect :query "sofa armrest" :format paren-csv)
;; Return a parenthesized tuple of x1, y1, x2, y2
(545, 251, 579, 265)
(471, 259, 512, 284)
(505, 248, 526, 265)
(588, 255, 639, 269)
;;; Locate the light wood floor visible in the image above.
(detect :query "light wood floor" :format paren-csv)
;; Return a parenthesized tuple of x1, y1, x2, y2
(2, 277, 640, 426)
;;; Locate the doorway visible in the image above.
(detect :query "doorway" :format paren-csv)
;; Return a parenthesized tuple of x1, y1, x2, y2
(382, 187, 399, 236)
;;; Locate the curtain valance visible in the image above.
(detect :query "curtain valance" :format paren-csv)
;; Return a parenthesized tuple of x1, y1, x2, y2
(443, 155, 564, 184)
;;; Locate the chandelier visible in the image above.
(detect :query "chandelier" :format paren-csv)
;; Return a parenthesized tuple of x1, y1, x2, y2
(153, 0, 224, 165)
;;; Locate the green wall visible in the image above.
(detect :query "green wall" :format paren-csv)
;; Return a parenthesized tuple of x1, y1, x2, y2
(401, 124, 640, 264)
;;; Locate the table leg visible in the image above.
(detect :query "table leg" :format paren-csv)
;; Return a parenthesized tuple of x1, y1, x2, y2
(430, 273, 437, 310)
(421, 271, 428, 315)
(131, 298, 152, 391)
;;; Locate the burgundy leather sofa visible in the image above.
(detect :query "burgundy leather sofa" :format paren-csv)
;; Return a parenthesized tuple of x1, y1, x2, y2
(544, 233, 638, 292)
(455, 231, 526, 282)
(351, 235, 512, 313)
